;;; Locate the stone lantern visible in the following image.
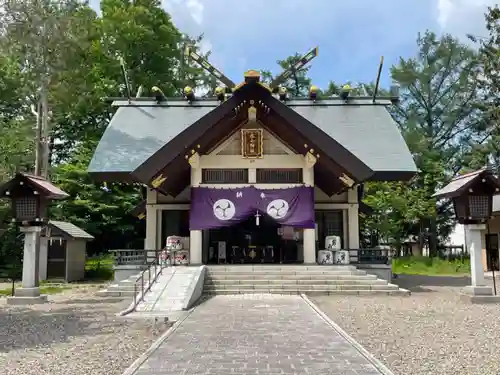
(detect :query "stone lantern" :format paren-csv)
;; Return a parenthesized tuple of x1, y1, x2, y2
(0, 173, 68, 304)
(433, 168, 500, 302)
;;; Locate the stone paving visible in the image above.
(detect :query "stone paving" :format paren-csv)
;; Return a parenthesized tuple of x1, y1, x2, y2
(129, 294, 390, 375)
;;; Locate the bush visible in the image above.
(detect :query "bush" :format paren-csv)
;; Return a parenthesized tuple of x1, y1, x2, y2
(393, 256, 470, 275)
(84, 254, 114, 281)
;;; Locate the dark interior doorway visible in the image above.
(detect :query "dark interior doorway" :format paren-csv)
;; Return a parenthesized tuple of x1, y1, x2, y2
(47, 239, 66, 279)
(206, 214, 300, 264)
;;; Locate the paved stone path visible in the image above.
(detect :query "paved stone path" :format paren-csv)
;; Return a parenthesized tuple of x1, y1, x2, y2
(128, 295, 389, 375)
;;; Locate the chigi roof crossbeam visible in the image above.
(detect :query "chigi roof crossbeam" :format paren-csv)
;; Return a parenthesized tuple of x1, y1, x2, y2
(106, 45, 399, 106)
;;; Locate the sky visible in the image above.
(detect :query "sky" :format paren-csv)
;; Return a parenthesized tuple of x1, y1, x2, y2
(90, 0, 497, 89)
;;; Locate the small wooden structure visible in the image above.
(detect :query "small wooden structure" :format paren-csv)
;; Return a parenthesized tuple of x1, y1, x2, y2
(433, 169, 500, 224)
(0, 173, 69, 225)
(39, 220, 94, 282)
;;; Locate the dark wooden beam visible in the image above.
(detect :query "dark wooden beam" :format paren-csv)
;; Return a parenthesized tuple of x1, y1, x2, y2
(314, 164, 347, 196)
(132, 84, 254, 183)
(259, 86, 374, 182)
(150, 109, 248, 195)
(258, 110, 352, 185)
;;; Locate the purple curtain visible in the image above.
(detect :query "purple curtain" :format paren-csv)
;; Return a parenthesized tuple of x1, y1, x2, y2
(189, 186, 315, 230)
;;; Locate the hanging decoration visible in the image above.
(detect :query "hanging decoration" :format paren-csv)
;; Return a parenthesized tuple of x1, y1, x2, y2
(189, 186, 315, 230)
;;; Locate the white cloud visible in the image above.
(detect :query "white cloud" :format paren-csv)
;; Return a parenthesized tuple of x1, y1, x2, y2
(163, 0, 204, 26)
(185, 0, 204, 25)
(199, 39, 212, 55)
(436, 0, 496, 38)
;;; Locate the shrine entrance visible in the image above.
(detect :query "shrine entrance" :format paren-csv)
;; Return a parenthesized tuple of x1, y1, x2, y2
(204, 214, 301, 264)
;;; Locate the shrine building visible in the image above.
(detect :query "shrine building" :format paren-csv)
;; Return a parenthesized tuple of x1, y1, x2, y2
(88, 68, 417, 265)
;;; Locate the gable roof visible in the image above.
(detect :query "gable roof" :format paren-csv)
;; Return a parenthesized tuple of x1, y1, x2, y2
(131, 83, 258, 183)
(88, 81, 417, 188)
(0, 173, 69, 200)
(87, 99, 220, 180)
(48, 220, 94, 240)
(290, 103, 416, 180)
(433, 169, 500, 199)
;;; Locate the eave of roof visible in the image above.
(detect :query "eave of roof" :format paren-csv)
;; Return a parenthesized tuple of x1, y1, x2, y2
(48, 220, 94, 240)
(433, 169, 500, 199)
(0, 173, 69, 200)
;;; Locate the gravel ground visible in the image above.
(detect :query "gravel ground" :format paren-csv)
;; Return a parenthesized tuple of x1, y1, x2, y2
(311, 275, 500, 375)
(0, 285, 167, 375)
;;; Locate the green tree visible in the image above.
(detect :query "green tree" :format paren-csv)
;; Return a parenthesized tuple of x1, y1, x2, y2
(259, 53, 313, 96)
(51, 143, 144, 254)
(51, 0, 213, 161)
(467, 6, 500, 170)
(276, 54, 312, 96)
(363, 32, 486, 253)
(0, 0, 96, 175)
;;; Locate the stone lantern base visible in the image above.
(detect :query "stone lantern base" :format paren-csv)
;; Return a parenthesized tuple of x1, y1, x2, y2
(6, 286, 48, 305)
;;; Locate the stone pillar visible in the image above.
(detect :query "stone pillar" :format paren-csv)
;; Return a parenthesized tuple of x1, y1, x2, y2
(145, 188, 158, 250)
(21, 227, 41, 290)
(303, 152, 317, 264)
(189, 152, 202, 264)
(347, 188, 360, 256)
(463, 224, 494, 296)
(7, 226, 47, 305)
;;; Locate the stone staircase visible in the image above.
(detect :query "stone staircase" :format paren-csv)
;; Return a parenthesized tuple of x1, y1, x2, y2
(97, 271, 155, 297)
(203, 265, 409, 296)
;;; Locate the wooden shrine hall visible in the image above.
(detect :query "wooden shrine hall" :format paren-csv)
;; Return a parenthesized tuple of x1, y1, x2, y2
(88, 47, 417, 266)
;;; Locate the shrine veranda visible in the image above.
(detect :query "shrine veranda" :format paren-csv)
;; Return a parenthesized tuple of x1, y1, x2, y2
(88, 72, 417, 266)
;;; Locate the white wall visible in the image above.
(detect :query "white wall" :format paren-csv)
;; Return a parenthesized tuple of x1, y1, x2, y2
(446, 224, 466, 247)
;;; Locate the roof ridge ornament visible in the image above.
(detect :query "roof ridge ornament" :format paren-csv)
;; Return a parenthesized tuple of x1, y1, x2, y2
(185, 45, 236, 92)
(269, 46, 319, 93)
(244, 70, 260, 84)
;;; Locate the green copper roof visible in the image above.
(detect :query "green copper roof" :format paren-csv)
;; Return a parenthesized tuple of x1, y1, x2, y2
(88, 102, 218, 174)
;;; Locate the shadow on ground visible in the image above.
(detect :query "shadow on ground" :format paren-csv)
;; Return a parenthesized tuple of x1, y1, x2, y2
(394, 274, 471, 292)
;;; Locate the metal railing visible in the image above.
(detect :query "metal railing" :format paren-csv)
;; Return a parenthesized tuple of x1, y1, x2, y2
(109, 249, 159, 266)
(318, 248, 391, 265)
(350, 248, 391, 265)
(133, 255, 162, 307)
(121, 249, 185, 309)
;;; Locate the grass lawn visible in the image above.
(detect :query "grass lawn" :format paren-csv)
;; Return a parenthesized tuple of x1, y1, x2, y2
(84, 254, 114, 281)
(0, 283, 72, 297)
(393, 256, 470, 276)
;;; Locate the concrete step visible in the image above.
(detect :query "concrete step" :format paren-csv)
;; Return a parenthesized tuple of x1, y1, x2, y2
(206, 274, 377, 281)
(204, 278, 389, 286)
(107, 284, 137, 292)
(206, 266, 357, 271)
(208, 269, 366, 275)
(203, 283, 399, 291)
(96, 289, 137, 297)
(203, 289, 410, 296)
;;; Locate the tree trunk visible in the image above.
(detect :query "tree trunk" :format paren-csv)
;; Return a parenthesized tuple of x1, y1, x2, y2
(34, 101, 42, 176)
(40, 87, 50, 179)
